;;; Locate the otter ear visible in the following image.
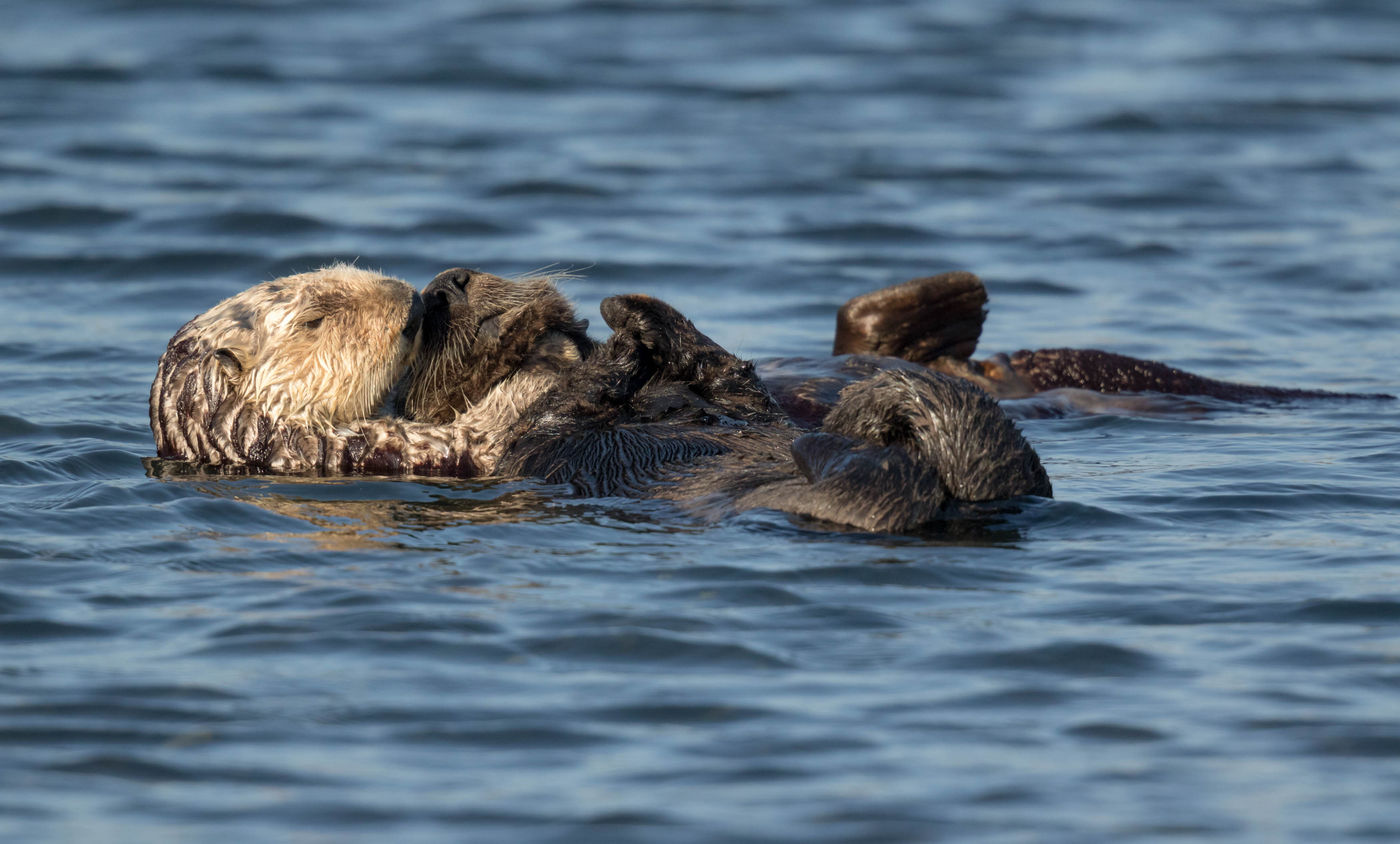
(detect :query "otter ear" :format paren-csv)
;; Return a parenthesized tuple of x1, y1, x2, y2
(212, 347, 246, 380)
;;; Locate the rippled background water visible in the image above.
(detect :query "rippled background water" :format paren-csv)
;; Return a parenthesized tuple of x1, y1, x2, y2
(2, 0, 1399, 840)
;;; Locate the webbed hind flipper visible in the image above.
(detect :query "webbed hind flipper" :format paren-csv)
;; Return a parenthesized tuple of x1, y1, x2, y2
(834, 271, 987, 363)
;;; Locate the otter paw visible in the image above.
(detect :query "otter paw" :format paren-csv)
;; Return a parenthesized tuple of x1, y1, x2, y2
(600, 295, 706, 359)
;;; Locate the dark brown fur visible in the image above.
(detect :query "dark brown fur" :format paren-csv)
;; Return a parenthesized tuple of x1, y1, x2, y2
(833, 272, 1394, 403)
(395, 268, 592, 424)
(400, 270, 1051, 532)
(150, 266, 1055, 531)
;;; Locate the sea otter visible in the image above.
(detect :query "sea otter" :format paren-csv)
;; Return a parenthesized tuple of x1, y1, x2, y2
(392, 268, 1051, 530)
(149, 265, 1052, 532)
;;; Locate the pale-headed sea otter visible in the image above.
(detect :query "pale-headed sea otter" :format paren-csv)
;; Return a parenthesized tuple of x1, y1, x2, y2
(149, 265, 1052, 532)
(150, 264, 480, 476)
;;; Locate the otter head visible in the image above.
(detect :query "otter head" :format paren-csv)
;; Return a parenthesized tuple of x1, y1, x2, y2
(397, 268, 592, 424)
(151, 264, 424, 463)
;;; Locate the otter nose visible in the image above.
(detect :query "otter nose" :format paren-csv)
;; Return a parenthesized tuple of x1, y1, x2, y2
(403, 290, 425, 339)
(423, 267, 479, 304)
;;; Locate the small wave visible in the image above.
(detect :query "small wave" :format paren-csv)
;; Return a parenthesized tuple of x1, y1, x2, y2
(486, 180, 614, 198)
(211, 610, 503, 637)
(0, 64, 133, 83)
(0, 619, 108, 642)
(1063, 722, 1168, 742)
(7, 250, 262, 281)
(395, 724, 610, 748)
(405, 216, 517, 236)
(91, 684, 243, 701)
(522, 631, 789, 669)
(0, 449, 144, 485)
(930, 641, 1159, 676)
(1042, 597, 1400, 627)
(0, 589, 34, 614)
(47, 753, 327, 784)
(933, 685, 1080, 709)
(1034, 233, 1185, 260)
(0, 203, 129, 229)
(670, 562, 1031, 590)
(190, 633, 520, 662)
(63, 141, 162, 161)
(585, 702, 772, 725)
(784, 222, 942, 244)
(193, 211, 331, 236)
(1285, 599, 1400, 624)
(650, 584, 810, 606)
(376, 61, 567, 91)
(3, 700, 229, 723)
(0, 725, 172, 746)
(764, 604, 904, 631)
(987, 278, 1083, 297)
(1078, 183, 1250, 211)
(1072, 110, 1165, 132)
(195, 63, 281, 82)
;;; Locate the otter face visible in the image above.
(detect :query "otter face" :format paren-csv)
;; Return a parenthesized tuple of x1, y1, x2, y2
(151, 264, 423, 461)
(397, 268, 591, 424)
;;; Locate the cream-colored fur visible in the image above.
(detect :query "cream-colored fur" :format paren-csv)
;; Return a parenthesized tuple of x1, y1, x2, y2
(151, 265, 456, 474)
(190, 263, 416, 428)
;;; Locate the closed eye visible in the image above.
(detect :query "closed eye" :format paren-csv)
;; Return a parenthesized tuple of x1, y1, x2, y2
(301, 316, 325, 330)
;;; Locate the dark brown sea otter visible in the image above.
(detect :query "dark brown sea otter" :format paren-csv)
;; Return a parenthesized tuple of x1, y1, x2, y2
(393, 268, 1052, 531)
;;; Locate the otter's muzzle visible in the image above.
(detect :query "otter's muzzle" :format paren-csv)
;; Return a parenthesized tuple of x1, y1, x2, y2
(403, 290, 425, 340)
(423, 267, 477, 306)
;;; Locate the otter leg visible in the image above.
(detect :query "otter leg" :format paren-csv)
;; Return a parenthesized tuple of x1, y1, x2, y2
(833, 271, 987, 363)
(821, 369, 1052, 503)
(600, 294, 785, 423)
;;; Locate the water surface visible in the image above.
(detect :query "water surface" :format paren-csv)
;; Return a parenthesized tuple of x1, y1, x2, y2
(2, 1, 1399, 841)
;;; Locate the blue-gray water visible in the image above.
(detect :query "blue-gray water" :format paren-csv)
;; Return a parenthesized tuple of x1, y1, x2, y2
(2, 1, 1399, 840)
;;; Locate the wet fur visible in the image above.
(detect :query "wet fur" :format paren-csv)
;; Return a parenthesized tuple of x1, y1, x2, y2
(150, 264, 475, 476)
(833, 271, 1394, 402)
(400, 270, 1051, 531)
(151, 265, 1053, 530)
